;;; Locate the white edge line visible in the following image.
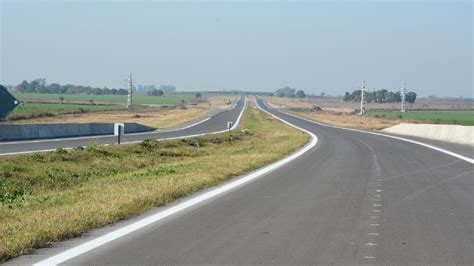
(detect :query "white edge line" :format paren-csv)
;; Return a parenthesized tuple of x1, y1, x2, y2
(266, 103, 473, 164)
(33, 97, 316, 265)
(1, 97, 245, 156)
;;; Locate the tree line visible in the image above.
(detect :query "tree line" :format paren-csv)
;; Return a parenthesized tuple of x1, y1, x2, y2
(275, 87, 307, 98)
(343, 89, 417, 103)
(13, 79, 129, 95)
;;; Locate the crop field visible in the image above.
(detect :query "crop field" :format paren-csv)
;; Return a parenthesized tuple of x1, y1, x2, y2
(13, 93, 195, 105)
(367, 110, 474, 126)
(11, 103, 122, 115)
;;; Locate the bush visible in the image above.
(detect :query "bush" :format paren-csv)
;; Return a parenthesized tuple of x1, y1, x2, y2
(141, 139, 160, 149)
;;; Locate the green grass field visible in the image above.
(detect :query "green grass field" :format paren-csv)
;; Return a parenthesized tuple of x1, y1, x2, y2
(368, 110, 474, 126)
(5, 103, 124, 122)
(11, 103, 122, 115)
(13, 93, 194, 105)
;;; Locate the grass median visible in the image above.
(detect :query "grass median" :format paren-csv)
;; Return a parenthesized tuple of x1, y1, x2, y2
(0, 107, 309, 261)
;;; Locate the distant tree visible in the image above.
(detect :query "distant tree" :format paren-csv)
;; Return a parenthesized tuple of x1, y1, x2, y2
(147, 89, 164, 96)
(295, 90, 307, 98)
(59, 96, 64, 104)
(89, 99, 95, 105)
(406, 92, 417, 103)
(195, 93, 202, 99)
(320, 92, 326, 97)
(180, 99, 186, 105)
(275, 87, 296, 98)
(343, 92, 351, 101)
(159, 85, 176, 93)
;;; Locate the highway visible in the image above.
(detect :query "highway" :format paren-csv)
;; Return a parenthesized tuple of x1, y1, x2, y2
(11, 97, 473, 265)
(0, 97, 245, 155)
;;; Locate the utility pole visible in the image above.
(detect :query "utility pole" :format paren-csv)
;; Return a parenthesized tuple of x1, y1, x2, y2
(127, 73, 133, 109)
(400, 82, 406, 112)
(359, 81, 367, 115)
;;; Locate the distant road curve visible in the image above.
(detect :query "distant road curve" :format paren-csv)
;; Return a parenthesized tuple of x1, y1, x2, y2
(0, 96, 245, 156)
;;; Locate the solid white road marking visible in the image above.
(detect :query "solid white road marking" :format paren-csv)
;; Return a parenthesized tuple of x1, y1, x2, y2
(33, 98, 317, 265)
(276, 108, 474, 164)
(365, 242, 377, 246)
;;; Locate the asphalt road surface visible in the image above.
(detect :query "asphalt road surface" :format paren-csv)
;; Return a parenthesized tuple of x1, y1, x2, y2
(0, 97, 245, 155)
(13, 97, 474, 265)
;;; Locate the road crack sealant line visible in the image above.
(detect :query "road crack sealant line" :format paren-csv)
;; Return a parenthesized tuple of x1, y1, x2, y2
(261, 101, 473, 164)
(33, 98, 317, 265)
(0, 97, 245, 156)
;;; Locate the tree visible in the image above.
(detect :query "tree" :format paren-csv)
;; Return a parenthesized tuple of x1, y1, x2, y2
(406, 92, 417, 103)
(295, 90, 307, 98)
(59, 96, 64, 104)
(275, 87, 296, 98)
(195, 93, 202, 99)
(147, 89, 163, 96)
(343, 92, 351, 101)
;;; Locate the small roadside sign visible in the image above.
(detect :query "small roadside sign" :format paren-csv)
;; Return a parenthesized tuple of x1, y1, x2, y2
(227, 121, 233, 130)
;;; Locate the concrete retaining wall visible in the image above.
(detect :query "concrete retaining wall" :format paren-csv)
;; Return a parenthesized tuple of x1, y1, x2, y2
(383, 123, 474, 146)
(0, 123, 155, 141)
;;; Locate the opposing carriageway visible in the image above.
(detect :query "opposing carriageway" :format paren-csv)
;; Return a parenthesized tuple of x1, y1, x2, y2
(0, 96, 246, 156)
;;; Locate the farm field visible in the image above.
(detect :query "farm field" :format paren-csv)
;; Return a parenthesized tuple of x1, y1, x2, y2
(367, 110, 474, 126)
(13, 93, 195, 105)
(11, 103, 122, 115)
(5, 103, 124, 122)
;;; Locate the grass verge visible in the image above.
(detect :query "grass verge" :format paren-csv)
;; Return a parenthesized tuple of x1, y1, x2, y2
(0, 108, 309, 261)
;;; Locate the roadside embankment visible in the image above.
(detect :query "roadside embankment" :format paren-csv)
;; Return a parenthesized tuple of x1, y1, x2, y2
(0, 108, 309, 261)
(383, 123, 474, 146)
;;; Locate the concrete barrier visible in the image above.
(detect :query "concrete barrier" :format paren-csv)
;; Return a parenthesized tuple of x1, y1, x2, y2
(0, 123, 155, 141)
(383, 123, 474, 146)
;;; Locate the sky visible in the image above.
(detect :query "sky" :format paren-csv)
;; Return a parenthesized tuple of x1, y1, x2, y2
(1, 0, 472, 97)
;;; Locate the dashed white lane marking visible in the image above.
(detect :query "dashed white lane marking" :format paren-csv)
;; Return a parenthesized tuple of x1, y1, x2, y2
(373, 204, 381, 207)
(365, 243, 377, 246)
(371, 216, 380, 219)
(368, 233, 379, 236)
(370, 224, 380, 226)
(372, 210, 381, 212)
(364, 256, 375, 259)
(376, 189, 382, 192)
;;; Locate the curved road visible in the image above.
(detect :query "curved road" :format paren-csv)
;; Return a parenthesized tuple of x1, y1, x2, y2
(0, 97, 245, 155)
(11, 97, 473, 265)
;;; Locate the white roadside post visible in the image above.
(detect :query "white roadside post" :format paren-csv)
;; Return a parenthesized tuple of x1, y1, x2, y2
(227, 121, 233, 143)
(114, 123, 125, 144)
